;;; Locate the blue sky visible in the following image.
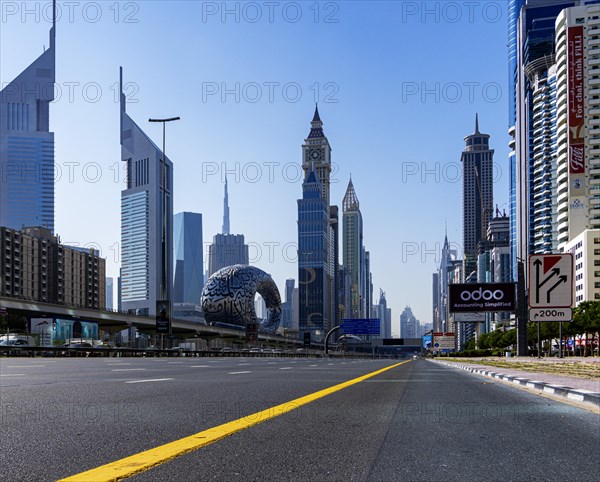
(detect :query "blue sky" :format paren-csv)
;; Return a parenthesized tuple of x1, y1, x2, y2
(1, 1, 509, 335)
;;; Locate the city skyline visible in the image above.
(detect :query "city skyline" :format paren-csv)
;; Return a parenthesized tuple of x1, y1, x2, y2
(1, 2, 511, 333)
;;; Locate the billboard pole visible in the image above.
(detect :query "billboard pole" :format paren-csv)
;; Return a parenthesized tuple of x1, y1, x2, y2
(517, 259, 528, 356)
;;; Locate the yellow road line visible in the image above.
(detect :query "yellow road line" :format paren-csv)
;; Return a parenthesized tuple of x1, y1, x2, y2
(60, 360, 410, 482)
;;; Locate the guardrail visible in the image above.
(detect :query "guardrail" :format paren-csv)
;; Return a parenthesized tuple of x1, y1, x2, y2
(0, 346, 319, 358)
(0, 346, 379, 359)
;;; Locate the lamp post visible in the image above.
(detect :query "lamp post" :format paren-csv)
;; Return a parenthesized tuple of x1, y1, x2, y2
(148, 117, 179, 349)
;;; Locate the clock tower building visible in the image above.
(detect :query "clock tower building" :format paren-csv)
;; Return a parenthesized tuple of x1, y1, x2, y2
(302, 105, 332, 205)
(298, 106, 338, 341)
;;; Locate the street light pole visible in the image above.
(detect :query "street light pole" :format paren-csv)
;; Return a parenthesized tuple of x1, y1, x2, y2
(148, 117, 180, 350)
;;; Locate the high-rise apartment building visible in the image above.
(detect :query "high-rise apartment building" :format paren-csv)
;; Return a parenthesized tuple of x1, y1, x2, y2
(173, 212, 203, 304)
(462, 116, 494, 278)
(119, 68, 173, 316)
(509, 0, 600, 278)
(555, 5, 600, 249)
(0, 226, 105, 309)
(0, 1, 56, 232)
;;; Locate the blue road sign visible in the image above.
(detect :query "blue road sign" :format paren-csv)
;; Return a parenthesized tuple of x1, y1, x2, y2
(340, 318, 380, 335)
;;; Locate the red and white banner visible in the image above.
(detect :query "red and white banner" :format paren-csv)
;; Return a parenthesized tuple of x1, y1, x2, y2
(568, 26, 585, 174)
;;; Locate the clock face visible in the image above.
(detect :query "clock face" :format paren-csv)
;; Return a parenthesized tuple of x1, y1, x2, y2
(309, 149, 321, 161)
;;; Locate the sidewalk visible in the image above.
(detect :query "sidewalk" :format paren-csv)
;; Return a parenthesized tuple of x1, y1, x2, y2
(430, 358, 600, 410)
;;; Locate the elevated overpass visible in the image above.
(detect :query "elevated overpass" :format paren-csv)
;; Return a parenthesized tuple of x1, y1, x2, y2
(0, 297, 301, 346)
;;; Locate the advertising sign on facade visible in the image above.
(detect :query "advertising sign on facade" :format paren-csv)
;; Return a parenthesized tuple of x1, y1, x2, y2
(448, 283, 516, 313)
(568, 26, 585, 175)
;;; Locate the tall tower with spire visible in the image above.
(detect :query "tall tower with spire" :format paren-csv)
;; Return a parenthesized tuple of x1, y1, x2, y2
(462, 114, 494, 279)
(222, 176, 230, 235)
(342, 177, 364, 318)
(302, 105, 332, 205)
(1, 0, 56, 232)
(208, 178, 248, 276)
(297, 106, 338, 340)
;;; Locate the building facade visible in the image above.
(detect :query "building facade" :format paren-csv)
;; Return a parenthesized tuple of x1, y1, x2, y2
(119, 67, 173, 316)
(564, 229, 600, 303)
(509, 0, 600, 279)
(0, 226, 105, 309)
(462, 115, 494, 278)
(555, 5, 600, 250)
(0, 2, 56, 233)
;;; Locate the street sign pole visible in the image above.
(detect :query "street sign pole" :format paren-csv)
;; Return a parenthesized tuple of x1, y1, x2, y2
(537, 320, 541, 359)
(559, 321, 563, 358)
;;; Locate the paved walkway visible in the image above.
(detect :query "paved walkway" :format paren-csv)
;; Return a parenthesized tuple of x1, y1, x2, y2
(430, 357, 600, 409)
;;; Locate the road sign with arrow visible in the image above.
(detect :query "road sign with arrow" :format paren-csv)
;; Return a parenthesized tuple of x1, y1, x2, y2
(528, 254, 573, 308)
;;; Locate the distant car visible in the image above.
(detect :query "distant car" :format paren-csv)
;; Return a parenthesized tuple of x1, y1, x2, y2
(0, 338, 31, 347)
(63, 342, 93, 348)
(0, 338, 34, 356)
(61, 342, 93, 356)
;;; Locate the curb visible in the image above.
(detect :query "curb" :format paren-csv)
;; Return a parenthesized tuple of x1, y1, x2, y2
(431, 360, 600, 409)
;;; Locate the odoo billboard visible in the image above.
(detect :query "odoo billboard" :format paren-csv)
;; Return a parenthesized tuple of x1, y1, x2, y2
(449, 283, 516, 313)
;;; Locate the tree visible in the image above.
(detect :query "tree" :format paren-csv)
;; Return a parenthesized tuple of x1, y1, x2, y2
(573, 301, 600, 356)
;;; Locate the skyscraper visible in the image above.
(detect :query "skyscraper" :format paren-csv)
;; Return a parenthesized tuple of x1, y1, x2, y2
(298, 106, 336, 340)
(281, 278, 295, 329)
(208, 178, 248, 276)
(106, 277, 114, 310)
(555, 5, 600, 248)
(378, 290, 391, 338)
(298, 164, 329, 338)
(222, 176, 230, 235)
(119, 67, 173, 316)
(342, 178, 364, 318)
(399, 306, 418, 339)
(509, 0, 599, 278)
(0, 1, 56, 232)
(462, 115, 494, 278)
(173, 212, 203, 304)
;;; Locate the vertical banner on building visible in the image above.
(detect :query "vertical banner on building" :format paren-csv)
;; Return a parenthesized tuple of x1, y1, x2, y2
(568, 26, 585, 175)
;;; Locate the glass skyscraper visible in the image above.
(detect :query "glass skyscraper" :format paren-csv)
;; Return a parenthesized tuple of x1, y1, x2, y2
(298, 165, 329, 338)
(298, 107, 335, 340)
(509, 0, 599, 277)
(119, 67, 173, 316)
(0, 2, 56, 232)
(173, 212, 203, 304)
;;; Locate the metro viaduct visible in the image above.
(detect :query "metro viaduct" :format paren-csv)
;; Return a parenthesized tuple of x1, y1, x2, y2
(0, 297, 301, 347)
